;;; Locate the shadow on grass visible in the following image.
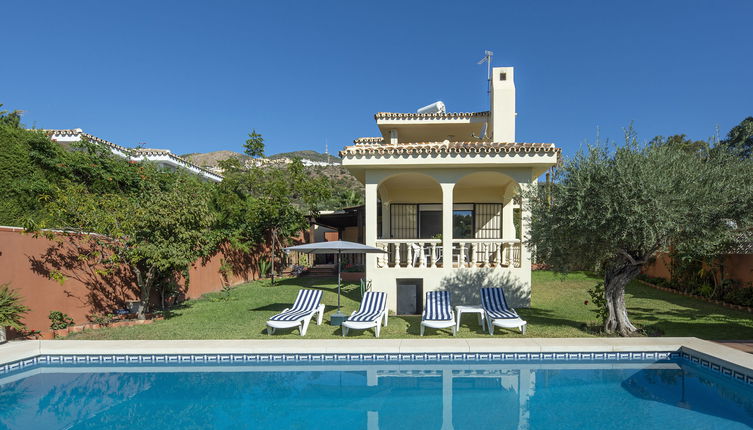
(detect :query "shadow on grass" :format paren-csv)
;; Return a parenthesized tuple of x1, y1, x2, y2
(518, 307, 591, 334)
(249, 303, 290, 312)
(626, 283, 753, 339)
(272, 277, 338, 288)
(454, 314, 488, 335)
(271, 277, 364, 298)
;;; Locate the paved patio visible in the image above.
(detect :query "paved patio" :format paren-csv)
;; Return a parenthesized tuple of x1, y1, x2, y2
(717, 340, 753, 354)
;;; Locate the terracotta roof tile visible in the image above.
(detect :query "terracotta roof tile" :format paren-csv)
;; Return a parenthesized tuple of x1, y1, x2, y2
(340, 141, 559, 158)
(374, 111, 489, 120)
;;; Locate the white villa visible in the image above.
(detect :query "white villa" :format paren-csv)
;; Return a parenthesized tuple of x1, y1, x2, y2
(45, 128, 223, 182)
(340, 67, 559, 313)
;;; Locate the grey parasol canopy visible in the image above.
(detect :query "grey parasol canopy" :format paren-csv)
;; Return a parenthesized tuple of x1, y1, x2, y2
(284, 240, 385, 316)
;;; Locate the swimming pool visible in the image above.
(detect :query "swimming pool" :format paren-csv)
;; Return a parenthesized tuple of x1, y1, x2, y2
(1, 351, 752, 430)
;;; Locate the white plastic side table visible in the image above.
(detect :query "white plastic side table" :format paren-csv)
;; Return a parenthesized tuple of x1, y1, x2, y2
(455, 305, 485, 331)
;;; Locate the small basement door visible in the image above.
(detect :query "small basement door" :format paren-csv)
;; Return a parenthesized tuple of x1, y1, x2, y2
(396, 278, 423, 315)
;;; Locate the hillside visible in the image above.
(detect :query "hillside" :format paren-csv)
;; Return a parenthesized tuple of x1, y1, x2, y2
(181, 149, 341, 168)
(181, 150, 251, 168)
(269, 150, 341, 163)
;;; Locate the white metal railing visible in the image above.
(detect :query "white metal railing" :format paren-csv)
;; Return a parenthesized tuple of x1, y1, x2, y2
(374, 239, 521, 269)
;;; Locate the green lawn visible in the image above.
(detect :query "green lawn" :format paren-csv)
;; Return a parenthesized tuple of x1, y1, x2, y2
(67, 271, 753, 340)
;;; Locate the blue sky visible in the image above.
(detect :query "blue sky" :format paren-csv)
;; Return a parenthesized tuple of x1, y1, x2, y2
(2, 1, 751, 158)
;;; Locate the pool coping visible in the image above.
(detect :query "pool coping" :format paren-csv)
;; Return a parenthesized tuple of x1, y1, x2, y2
(1, 338, 752, 383)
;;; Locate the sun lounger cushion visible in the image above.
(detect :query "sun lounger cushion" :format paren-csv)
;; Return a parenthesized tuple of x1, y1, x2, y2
(481, 288, 520, 319)
(422, 291, 452, 321)
(269, 289, 322, 321)
(348, 292, 386, 322)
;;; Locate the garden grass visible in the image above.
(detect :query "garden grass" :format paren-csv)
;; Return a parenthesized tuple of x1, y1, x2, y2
(67, 271, 753, 340)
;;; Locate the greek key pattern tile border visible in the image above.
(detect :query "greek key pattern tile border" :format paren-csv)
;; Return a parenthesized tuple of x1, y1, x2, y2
(1, 351, 678, 377)
(680, 351, 753, 386)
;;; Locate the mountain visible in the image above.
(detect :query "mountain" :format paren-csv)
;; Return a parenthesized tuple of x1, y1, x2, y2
(181, 150, 250, 168)
(269, 150, 341, 163)
(181, 150, 340, 168)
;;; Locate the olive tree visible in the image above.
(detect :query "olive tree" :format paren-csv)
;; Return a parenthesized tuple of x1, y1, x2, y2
(527, 130, 753, 336)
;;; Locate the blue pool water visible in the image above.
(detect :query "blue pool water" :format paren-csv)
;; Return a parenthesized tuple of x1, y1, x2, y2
(1, 358, 752, 429)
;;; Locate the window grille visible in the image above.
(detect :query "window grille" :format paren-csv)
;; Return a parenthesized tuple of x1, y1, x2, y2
(390, 204, 417, 239)
(474, 203, 502, 239)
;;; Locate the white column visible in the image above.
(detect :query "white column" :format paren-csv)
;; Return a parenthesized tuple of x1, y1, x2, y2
(389, 129, 398, 144)
(381, 201, 390, 239)
(365, 182, 378, 247)
(441, 183, 454, 268)
(365, 181, 379, 277)
(502, 185, 515, 240)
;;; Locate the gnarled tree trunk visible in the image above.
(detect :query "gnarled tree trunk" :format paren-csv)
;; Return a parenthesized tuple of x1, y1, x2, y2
(603, 263, 641, 336)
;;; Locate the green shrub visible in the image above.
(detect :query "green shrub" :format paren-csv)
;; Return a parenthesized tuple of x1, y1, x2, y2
(0, 284, 29, 331)
(723, 286, 753, 307)
(87, 313, 115, 327)
(49, 311, 75, 330)
(585, 282, 608, 326)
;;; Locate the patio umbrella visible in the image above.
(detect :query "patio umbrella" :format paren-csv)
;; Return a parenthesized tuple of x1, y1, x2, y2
(284, 240, 386, 318)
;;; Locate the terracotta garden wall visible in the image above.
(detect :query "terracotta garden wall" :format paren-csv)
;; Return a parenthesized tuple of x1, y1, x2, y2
(643, 251, 753, 285)
(0, 227, 264, 333)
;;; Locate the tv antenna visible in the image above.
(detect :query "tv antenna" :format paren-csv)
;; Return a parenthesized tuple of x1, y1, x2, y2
(474, 50, 494, 139)
(477, 50, 494, 94)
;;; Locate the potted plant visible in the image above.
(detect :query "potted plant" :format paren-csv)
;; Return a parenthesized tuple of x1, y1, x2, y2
(0, 284, 30, 343)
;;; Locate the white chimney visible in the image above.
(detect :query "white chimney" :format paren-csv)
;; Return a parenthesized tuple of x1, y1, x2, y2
(490, 67, 515, 142)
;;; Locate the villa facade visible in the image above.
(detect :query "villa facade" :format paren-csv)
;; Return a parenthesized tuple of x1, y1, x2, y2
(340, 67, 559, 313)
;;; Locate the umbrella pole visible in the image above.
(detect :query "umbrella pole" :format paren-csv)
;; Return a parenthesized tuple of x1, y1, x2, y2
(337, 250, 342, 312)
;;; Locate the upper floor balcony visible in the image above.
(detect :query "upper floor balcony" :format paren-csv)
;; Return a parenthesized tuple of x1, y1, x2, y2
(340, 139, 559, 275)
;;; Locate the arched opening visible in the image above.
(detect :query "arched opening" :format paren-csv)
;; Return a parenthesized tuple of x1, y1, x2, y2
(448, 171, 522, 268)
(378, 173, 443, 240)
(452, 171, 519, 240)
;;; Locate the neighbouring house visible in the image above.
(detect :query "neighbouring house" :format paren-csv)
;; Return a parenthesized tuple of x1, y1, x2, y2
(45, 128, 223, 182)
(338, 67, 559, 313)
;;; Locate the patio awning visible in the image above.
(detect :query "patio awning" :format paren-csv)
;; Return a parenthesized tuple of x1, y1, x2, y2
(312, 205, 363, 230)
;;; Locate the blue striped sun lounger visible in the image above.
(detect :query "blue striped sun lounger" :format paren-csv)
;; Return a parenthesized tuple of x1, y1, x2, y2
(342, 291, 388, 337)
(266, 289, 324, 336)
(420, 291, 456, 336)
(422, 291, 453, 320)
(480, 287, 527, 335)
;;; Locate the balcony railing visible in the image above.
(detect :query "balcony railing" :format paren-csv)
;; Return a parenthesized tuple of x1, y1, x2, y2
(374, 239, 521, 269)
